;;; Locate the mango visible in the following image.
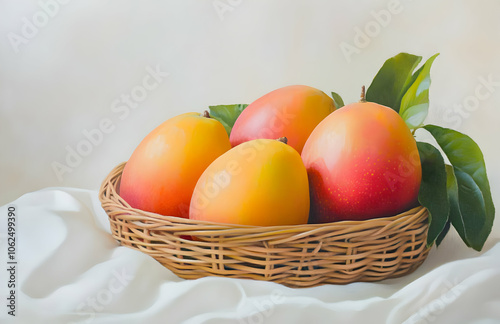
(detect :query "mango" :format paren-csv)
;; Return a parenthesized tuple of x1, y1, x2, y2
(301, 95, 421, 223)
(230, 85, 336, 154)
(120, 112, 231, 217)
(189, 138, 310, 226)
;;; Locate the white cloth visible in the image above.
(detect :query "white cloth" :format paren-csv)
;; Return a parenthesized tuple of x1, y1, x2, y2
(1, 188, 500, 324)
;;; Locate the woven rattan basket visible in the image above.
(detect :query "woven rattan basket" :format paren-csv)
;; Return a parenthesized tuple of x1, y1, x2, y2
(99, 162, 431, 288)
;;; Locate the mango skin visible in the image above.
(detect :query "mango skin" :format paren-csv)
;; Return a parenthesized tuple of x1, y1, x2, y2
(120, 113, 231, 218)
(301, 102, 421, 223)
(189, 139, 310, 226)
(230, 85, 336, 154)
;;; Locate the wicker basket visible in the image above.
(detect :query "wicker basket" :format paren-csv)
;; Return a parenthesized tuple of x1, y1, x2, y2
(99, 162, 431, 288)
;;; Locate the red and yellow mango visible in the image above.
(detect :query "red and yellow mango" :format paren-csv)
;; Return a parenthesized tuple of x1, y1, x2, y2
(120, 112, 231, 217)
(301, 101, 421, 223)
(230, 85, 336, 154)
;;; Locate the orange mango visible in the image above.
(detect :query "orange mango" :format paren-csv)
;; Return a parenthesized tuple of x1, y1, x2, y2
(230, 85, 336, 154)
(190, 139, 310, 226)
(120, 112, 231, 217)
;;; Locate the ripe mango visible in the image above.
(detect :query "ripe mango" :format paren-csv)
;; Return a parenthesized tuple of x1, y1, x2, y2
(120, 112, 231, 217)
(302, 99, 421, 223)
(230, 85, 336, 154)
(189, 138, 310, 226)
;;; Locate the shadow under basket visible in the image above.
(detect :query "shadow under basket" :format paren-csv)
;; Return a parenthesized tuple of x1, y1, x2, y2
(99, 162, 431, 288)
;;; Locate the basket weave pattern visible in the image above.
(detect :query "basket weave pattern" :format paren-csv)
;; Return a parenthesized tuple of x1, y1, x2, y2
(99, 162, 431, 288)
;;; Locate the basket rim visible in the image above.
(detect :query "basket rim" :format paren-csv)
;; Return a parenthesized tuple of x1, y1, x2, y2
(99, 162, 428, 234)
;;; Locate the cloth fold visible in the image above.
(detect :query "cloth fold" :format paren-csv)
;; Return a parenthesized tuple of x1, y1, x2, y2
(1, 188, 499, 323)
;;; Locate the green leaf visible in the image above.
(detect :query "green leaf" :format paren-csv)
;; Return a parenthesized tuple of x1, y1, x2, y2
(366, 53, 422, 111)
(446, 165, 488, 250)
(445, 165, 468, 246)
(454, 168, 488, 249)
(396, 63, 423, 107)
(424, 125, 495, 250)
(416, 142, 449, 247)
(400, 104, 429, 129)
(399, 53, 439, 129)
(436, 220, 451, 247)
(208, 104, 248, 136)
(331, 92, 345, 109)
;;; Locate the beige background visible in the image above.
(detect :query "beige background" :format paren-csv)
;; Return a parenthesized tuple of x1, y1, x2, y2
(1, 0, 499, 210)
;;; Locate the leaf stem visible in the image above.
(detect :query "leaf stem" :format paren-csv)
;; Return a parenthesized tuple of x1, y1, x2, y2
(411, 126, 422, 137)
